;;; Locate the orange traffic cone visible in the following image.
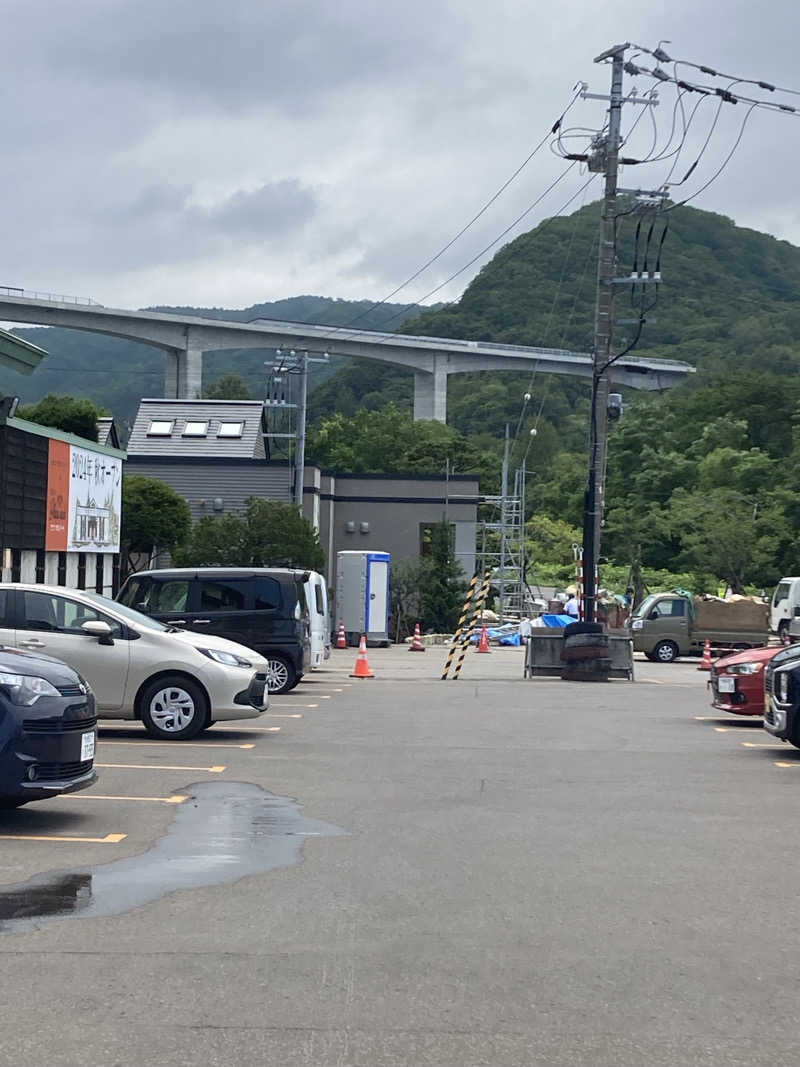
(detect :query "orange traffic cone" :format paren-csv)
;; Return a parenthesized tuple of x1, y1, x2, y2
(409, 623, 426, 652)
(335, 621, 347, 649)
(476, 625, 491, 654)
(698, 639, 713, 671)
(350, 635, 374, 678)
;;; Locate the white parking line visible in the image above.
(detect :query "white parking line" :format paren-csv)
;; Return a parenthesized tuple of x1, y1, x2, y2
(0, 832, 127, 844)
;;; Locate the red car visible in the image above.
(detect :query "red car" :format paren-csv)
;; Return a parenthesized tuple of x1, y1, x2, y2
(709, 645, 782, 715)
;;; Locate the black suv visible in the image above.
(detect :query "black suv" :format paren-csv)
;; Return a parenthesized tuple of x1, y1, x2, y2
(116, 568, 311, 694)
(0, 644, 97, 808)
(764, 642, 800, 746)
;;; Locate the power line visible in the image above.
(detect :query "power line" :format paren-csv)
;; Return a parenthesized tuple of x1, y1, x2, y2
(261, 86, 586, 348)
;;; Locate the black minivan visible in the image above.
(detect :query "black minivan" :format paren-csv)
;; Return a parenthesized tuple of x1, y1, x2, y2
(116, 568, 311, 694)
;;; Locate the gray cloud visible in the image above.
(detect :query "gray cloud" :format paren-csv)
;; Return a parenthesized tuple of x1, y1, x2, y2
(1, 0, 800, 310)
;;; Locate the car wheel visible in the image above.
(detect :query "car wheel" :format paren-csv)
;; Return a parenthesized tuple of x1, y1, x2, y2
(139, 677, 209, 740)
(779, 621, 790, 642)
(265, 655, 296, 695)
(653, 640, 679, 663)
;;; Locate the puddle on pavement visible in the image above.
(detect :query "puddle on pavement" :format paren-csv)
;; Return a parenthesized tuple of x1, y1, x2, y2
(0, 781, 343, 933)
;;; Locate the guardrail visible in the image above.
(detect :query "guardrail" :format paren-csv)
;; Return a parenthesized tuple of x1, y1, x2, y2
(0, 286, 102, 307)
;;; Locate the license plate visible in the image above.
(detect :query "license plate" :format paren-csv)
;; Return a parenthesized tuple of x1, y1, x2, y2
(718, 676, 735, 693)
(81, 731, 96, 761)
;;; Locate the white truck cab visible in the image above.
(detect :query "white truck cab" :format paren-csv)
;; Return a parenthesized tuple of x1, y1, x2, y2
(771, 578, 800, 638)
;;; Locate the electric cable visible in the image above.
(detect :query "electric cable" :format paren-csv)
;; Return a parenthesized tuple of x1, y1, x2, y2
(274, 85, 586, 346)
(664, 102, 757, 211)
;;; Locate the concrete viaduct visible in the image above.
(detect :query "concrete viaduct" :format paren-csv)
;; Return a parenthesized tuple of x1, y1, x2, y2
(0, 289, 693, 421)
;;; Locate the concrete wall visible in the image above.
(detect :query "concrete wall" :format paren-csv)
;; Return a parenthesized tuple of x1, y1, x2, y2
(314, 472, 479, 588)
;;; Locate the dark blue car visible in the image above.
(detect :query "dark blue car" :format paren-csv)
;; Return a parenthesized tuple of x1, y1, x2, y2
(0, 645, 97, 808)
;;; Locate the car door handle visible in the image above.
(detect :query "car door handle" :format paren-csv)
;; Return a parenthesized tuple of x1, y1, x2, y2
(192, 619, 211, 624)
(19, 639, 46, 648)
(171, 620, 187, 625)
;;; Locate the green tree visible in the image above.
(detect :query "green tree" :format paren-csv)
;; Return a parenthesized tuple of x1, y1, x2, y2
(177, 498, 324, 571)
(390, 557, 434, 640)
(19, 394, 108, 441)
(420, 521, 465, 632)
(203, 373, 252, 400)
(122, 476, 192, 571)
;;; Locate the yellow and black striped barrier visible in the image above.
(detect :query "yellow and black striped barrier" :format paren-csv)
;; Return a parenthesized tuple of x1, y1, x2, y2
(442, 569, 491, 680)
(452, 571, 492, 681)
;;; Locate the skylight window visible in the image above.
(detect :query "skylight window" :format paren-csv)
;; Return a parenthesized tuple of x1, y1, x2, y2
(217, 422, 244, 438)
(182, 421, 208, 437)
(147, 420, 173, 436)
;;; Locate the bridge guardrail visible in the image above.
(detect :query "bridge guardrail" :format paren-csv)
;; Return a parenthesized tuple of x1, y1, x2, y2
(0, 286, 102, 307)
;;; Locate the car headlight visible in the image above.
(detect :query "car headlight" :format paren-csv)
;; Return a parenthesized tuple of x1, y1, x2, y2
(0, 671, 61, 706)
(778, 670, 791, 703)
(198, 648, 253, 668)
(631, 619, 643, 631)
(727, 662, 764, 675)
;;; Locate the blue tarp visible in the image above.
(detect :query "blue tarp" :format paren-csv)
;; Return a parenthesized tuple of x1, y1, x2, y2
(540, 614, 576, 628)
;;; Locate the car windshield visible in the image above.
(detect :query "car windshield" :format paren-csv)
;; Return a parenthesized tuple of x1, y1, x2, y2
(631, 594, 659, 619)
(81, 592, 171, 632)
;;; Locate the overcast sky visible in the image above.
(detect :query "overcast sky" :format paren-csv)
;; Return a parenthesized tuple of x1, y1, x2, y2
(3, 0, 799, 312)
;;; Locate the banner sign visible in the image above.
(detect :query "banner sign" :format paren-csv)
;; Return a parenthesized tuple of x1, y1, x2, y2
(46, 439, 122, 553)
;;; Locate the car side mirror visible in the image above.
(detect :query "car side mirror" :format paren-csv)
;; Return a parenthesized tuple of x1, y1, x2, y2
(135, 602, 151, 614)
(81, 620, 114, 645)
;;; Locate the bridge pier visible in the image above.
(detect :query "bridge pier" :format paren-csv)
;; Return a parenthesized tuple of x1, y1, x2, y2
(164, 345, 203, 398)
(413, 359, 448, 422)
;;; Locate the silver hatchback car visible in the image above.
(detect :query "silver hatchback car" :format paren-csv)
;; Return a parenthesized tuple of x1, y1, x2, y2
(0, 584, 269, 740)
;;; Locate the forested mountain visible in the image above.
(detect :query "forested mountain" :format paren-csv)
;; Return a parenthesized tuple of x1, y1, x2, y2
(4, 200, 800, 588)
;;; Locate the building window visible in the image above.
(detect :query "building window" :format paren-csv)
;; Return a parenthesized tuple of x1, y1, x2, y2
(77, 552, 86, 590)
(217, 422, 244, 438)
(57, 552, 67, 586)
(10, 549, 21, 583)
(419, 522, 456, 557)
(35, 549, 45, 584)
(96, 554, 104, 594)
(182, 421, 208, 437)
(147, 420, 174, 436)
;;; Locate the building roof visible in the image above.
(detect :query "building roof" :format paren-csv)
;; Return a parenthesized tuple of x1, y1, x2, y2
(96, 417, 120, 449)
(127, 398, 267, 459)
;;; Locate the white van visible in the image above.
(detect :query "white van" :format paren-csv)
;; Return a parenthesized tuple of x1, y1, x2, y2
(304, 572, 330, 669)
(772, 577, 800, 639)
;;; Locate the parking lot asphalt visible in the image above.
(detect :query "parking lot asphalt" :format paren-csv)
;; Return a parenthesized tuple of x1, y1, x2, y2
(1, 645, 800, 1066)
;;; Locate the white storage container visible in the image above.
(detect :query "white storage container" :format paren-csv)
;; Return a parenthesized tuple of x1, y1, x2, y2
(335, 551, 390, 647)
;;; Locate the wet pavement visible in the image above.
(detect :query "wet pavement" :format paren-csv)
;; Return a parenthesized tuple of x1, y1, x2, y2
(0, 782, 343, 932)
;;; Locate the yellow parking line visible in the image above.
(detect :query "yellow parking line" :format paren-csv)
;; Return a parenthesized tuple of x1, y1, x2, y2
(267, 713, 302, 719)
(742, 742, 779, 749)
(98, 740, 254, 750)
(221, 725, 280, 733)
(0, 832, 126, 844)
(715, 727, 729, 732)
(55, 793, 189, 804)
(95, 762, 225, 773)
(271, 703, 318, 709)
(774, 761, 799, 768)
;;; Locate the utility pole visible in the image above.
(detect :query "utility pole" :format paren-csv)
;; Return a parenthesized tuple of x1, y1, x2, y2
(294, 350, 308, 510)
(498, 423, 509, 619)
(582, 43, 627, 624)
